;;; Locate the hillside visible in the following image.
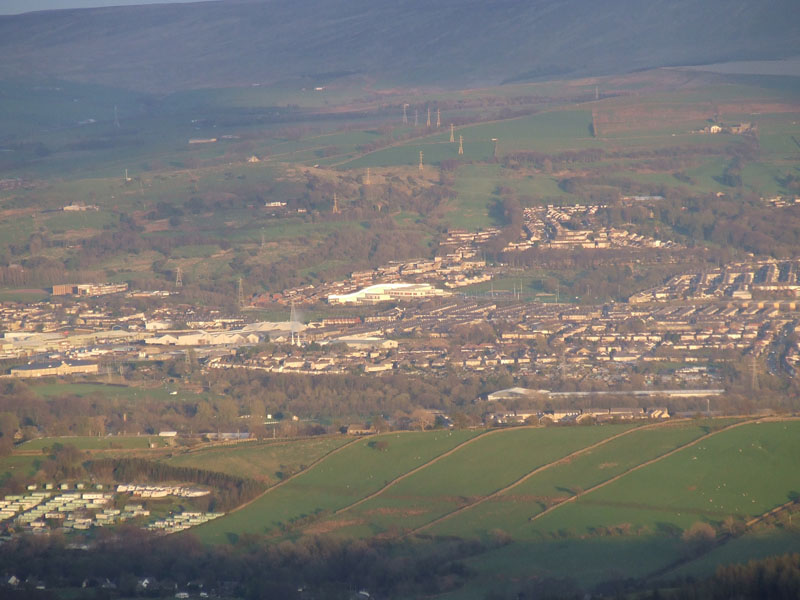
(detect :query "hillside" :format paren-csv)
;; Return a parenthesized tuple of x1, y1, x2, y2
(0, 0, 797, 92)
(190, 419, 800, 596)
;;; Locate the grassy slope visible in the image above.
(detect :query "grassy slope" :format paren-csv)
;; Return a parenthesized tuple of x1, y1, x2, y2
(438, 420, 800, 594)
(184, 420, 800, 593)
(334, 425, 632, 537)
(164, 437, 349, 484)
(195, 429, 481, 543)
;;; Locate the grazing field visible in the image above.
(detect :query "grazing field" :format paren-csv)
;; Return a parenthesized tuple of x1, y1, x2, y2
(28, 382, 220, 403)
(530, 420, 800, 536)
(435, 420, 800, 592)
(186, 419, 800, 594)
(429, 419, 723, 539)
(195, 429, 481, 543)
(333, 424, 633, 537)
(164, 436, 350, 484)
(0, 454, 40, 486)
(18, 435, 166, 451)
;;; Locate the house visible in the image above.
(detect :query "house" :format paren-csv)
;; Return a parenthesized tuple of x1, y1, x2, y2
(347, 423, 376, 436)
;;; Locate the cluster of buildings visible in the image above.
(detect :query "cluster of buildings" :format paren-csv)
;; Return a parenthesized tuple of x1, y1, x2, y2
(487, 406, 671, 425)
(693, 121, 755, 135)
(146, 511, 223, 535)
(215, 285, 797, 388)
(258, 250, 492, 306)
(2, 489, 150, 533)
(115, 484, 210, 498)
(503, 205, 679, 252)
(762, 195, 800, 208)
(52, 282, 129, 297)
(1, 483, 216, 538)
(629, 260, 800, 303)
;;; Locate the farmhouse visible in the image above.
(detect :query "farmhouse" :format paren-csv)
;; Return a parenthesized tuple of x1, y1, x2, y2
(347, 423, 376, 435)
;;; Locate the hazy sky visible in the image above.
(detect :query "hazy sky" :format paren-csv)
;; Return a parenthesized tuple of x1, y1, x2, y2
(0, 0, 215, 15)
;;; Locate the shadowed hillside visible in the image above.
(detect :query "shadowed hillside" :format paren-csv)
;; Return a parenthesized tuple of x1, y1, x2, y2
(0, 0, 797, 92)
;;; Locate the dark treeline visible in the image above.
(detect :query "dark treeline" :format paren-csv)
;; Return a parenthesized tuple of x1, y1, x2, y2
(0, 531, 485, 599)
(1, 531, 797, 599)
(85, 458, 262, 512)
(485, 553, 800, 600)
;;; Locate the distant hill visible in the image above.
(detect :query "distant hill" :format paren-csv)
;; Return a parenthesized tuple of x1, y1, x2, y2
(1, 0, 798, 92)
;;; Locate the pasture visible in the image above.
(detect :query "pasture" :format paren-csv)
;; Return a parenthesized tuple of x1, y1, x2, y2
(195, 429, 480, 543)
(184, 418, 800, 593)
(336, 424, 633, 537)
(18, 435, 166, 451)
(429, 419, 720, 539)
(164, 436, 349, 484)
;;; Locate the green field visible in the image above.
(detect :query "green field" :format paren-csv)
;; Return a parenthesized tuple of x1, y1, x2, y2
(28, 382, 222, 404)
(196, 429, 481, 543)
(429, 419, 719, 539)
(18, 435, 166, 451)
(334, 424, 633, 537)
(183, 419, 800, 593)
(164, 436, 350, 483)
(0, 454, 41, 486)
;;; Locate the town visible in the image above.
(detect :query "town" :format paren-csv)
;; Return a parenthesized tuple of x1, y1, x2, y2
(2, 254, 798, 424)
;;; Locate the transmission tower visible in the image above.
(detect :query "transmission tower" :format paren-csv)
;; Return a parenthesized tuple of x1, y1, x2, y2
(450, 123, 455, 143)
(402, 103, 409, 125)
(332, 192, 340, 214)
(458, 135, 464, 155)
(436, 108, 441, 128)
(175, 267, 183, 288)
(114, 105, 120, 129)
(237, 278, 245, 309)
(365, 168, 371, 185)
(418, 150, 424, 172)
(426, 106, 431, 127)
(290, 301, 300, 345)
